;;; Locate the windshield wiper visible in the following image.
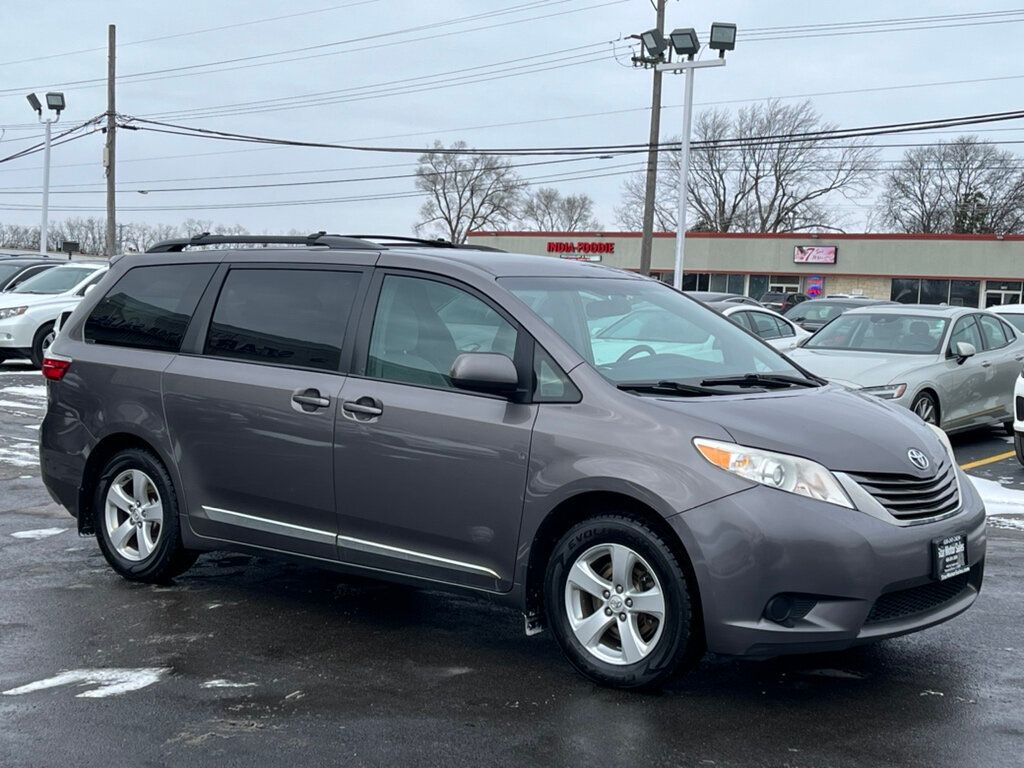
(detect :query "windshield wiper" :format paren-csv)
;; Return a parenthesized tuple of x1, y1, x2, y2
(700, 373, 821, 389)
(617, 380, 724, 397)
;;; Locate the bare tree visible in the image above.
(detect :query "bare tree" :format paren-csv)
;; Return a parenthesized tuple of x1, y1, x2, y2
(415, 141, 525, 243)
(616, 100, 877, 233)
(878, 136, 1024, 233)
(0, 219, 250, 254)
(517, 187, 600, 231)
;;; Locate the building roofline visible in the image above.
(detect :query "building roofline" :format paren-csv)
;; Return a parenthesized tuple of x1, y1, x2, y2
(467, 230, 1024, 242)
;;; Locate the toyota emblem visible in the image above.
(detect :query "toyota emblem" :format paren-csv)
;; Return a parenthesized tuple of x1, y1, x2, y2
(907, 448, 930, 471)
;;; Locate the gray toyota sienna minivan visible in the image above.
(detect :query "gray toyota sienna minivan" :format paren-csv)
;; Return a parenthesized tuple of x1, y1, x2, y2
(39, 233, 985, 689)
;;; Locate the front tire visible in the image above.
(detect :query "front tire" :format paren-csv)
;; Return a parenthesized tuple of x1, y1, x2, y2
(94, 448, 197, 582)
(1015, 433, 1024, 467)
(911, 391, 939, 426)
(544, 515, 701, 689)
(29, 321, 55, 368)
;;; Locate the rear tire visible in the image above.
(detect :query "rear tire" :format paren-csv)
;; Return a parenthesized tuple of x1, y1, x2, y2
(544, 515, 701, 689)
(29, 321, 55, 368)
(94, 448, 197, 583)
(911, 392, 939, 426)
(1003, 420, 1015, 437)
(1015, 433, 1024, 467)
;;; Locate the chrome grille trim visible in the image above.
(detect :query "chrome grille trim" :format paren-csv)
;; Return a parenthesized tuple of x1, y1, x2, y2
(847, 461, 961, 521)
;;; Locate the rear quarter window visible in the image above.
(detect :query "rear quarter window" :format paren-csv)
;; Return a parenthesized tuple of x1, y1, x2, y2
(84, 264, 216, 352)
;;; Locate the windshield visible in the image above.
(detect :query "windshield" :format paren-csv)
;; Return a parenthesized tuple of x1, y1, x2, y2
(0, 264, 21, 286)
(805, 313, 948, 354)
(787, 303, 845, 323)
(500, 276, 804, 386)
(12, 266, 96, 294)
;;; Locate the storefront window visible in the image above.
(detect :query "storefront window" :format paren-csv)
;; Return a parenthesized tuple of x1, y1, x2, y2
(768, 276, 802, 293)
(984, 281, 1023, 307)
(891, 279, 920, 303)
(726, 274, 745, 294)
(748, 274, 769, 299)
(949, 280, 980, 308)
(709, 274, 729, 292)
(920, 279, 950, 305)
(682, 273, 710, 291)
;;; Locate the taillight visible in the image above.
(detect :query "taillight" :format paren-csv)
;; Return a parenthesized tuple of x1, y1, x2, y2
(41, 356, 71, 381)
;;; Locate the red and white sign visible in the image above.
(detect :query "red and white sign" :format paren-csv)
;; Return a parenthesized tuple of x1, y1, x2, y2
(794, 245, 838, 264)
(547, 241, 614, 261)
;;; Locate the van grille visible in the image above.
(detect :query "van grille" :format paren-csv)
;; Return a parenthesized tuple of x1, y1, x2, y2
(865, 570, 973, 624)
(848, 462, 960, 521)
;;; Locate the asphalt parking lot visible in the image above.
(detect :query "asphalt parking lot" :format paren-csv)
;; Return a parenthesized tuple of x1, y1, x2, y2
(1, 359, 1022, 768)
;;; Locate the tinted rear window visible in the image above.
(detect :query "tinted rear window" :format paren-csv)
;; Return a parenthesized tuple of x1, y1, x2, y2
(85, 264, 216, 352)
(204, 268, 361, 371)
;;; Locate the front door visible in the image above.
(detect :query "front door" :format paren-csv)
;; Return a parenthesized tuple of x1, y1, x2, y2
(164, 265, 365, 560)
(334, 272, 536, 591)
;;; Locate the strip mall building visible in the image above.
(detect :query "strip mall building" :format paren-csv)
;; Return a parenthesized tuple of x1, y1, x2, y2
(466, 231, 1024, 308)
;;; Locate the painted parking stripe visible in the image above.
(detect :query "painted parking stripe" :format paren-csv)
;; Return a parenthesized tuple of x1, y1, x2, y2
(959, 451, 1016, 471)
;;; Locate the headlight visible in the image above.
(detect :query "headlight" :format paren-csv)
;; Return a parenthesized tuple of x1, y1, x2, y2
(0, 306, 28, 320)
(694, 438, 854, 509)
(859, 383, 907, 400)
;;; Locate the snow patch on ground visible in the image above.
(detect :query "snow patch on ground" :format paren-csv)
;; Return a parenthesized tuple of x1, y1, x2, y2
(0, 385, 46, 399)
(0, 445, 39, 467)
(11, 528, 67, 540)
(201, 679, 258, 689)
(0, 399, 42, 410)
(2, 668, 169, 698)
(967, 474, 1024, 531)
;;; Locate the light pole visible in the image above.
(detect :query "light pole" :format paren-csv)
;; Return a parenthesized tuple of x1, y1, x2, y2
(636, 22, 737, 289)
(26, 91, 66, 256)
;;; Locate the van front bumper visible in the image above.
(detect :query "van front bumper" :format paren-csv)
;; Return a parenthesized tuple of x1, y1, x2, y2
(669, 477, 986, 657)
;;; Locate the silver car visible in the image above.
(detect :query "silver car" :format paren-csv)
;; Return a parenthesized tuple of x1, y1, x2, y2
(789, 305, 1024, 432)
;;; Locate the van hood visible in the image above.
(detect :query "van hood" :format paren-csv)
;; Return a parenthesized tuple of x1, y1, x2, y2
(787, 348, 929, 388)
(650, 384, 947, 475)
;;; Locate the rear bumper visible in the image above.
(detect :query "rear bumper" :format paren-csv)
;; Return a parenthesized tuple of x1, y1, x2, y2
(669, 480, 986, 657)
(39, 407, 92, 520)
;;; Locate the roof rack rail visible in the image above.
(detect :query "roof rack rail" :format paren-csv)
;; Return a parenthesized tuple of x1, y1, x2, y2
(345, 235, 504, 252)
(146, 231, 379, 253)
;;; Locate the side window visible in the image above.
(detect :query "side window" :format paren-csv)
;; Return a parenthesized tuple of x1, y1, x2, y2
(533, 346, 580, 403)
(751, 312, 782, 340)
(776, 317, 796, 338)
(205, 268, 360, 371)
(77, 270, 107, 296)
(85, 264, 215, 352)
(730, 311, 753, 331)
(367, 275, 518, 390)
(9, 265, 49, 289)
(998, 318, 1017, 343)
(948, 316, 983, 354)
(978, 314, 1010, 350)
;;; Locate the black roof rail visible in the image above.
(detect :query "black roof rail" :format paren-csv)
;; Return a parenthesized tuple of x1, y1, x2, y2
(345, 235, 504, 252)
(146, 231, 379, 253)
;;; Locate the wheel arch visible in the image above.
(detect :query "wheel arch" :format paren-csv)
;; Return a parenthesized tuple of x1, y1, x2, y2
(911, 386, 941, 426)
(77, 431, 172, 535)
(522, 490, 704, 640)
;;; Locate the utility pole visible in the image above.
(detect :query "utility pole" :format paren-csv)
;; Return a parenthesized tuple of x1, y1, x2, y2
(104, 24, 117, 258)
(637, 0, 666, 278)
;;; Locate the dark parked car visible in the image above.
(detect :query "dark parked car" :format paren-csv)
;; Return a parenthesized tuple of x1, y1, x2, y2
(0, 256, 60, 292)
(785, 297, 897, 332)
(40, 233, 985, 689)
(685, 291, 761, 306)
(759, 291, 808, 313)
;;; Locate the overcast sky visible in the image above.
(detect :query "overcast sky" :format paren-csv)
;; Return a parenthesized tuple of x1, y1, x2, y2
(0, 0, 1021, 235)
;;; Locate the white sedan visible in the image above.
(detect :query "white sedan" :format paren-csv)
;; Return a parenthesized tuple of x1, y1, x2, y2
(716, 304, 811, 352)
(0, 261, 108, 366)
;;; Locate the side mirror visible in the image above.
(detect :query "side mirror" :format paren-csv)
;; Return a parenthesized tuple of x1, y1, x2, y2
(82, 284, 96, 296)
(450, 353, 519, 396)
(953, 341, 976, 362)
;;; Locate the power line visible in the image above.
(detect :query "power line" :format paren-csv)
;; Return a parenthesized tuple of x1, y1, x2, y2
(0, 0, 386, 68)
(740, 8, 1024, 36)
(0, 0, 622, 95)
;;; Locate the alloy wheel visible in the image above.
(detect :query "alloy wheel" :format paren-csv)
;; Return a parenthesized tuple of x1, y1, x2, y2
(104, 469, 164, 562)
(563, 543, 665, 665)
(914, 396, 937, 424)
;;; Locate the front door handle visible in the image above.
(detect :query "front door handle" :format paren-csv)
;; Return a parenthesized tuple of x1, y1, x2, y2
(292, 389, 331, 410)
(342, 398, 383, 418)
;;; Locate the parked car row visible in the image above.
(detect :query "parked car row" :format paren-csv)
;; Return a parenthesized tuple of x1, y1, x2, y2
(0, 259, 108, 366)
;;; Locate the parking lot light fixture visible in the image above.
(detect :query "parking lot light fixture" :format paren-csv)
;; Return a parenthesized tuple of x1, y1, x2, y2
(26, 92, 42, 115)
(45, 92, 66, 115)
(670, 28, 700, 59)
(709, 22, 737, 57)
(640, 28, 667, 59)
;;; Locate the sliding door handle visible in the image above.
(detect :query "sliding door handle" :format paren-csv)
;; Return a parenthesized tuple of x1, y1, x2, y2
(343, 399, 383, 417)
(292, 389, 331, 411)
